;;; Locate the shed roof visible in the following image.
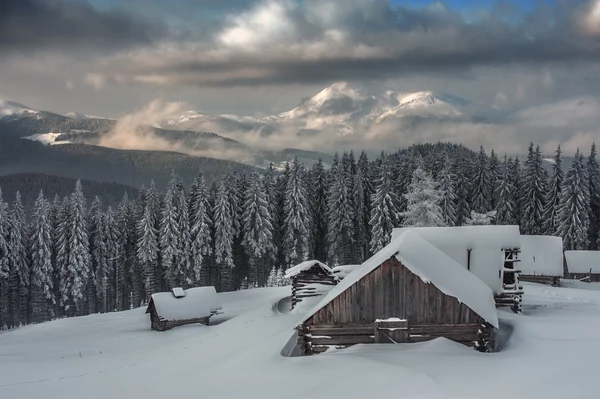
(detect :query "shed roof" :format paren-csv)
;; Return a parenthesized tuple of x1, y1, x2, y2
(303, 230, 499, 328)
(285, 260, 334, 278)
(520, 235, 564, 277)
(565, 251, 600, 274)
(148, 286, 222, 322)
(331, 264, 361, 279)
(391, 225, 521, 250)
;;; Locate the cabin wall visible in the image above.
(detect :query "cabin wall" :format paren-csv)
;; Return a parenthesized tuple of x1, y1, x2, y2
(519, 275, 560, 286)
(309, 257, 482, 326)
(291, 268, 338, 309)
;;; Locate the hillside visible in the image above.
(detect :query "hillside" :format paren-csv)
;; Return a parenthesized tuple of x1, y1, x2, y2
(0, 173, 138, 210)
(0, 283, 599, 399)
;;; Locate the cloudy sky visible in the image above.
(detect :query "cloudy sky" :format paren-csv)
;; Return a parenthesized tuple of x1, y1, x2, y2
(2, 0, 600, 154)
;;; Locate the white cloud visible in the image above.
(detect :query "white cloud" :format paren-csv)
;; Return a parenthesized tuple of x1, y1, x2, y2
(84, 73, 107, 90)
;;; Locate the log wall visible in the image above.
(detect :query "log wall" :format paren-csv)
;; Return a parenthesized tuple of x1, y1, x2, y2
(291, 268, 338, 309)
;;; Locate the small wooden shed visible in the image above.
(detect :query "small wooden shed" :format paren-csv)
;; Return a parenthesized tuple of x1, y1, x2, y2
(392, 226, 522, 312)
(519, 235, 563, 286)
(297, 230, 499, 355)
(565, 251, 600, 282)
(285, 260, 338, 309)
(145, 286, 223, 331)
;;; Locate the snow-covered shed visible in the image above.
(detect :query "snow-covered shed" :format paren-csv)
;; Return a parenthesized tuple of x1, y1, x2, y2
(391, 226, 522, 312)
(565, 251, 600, 282)
(285, 260, 338, 310)
(145, 286, 223, 331)
(331, 265, 361, 280)
(297, 230, 499, 355)
(519, 236, 564, 286)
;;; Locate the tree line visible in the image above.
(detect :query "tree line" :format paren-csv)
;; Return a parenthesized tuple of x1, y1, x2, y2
(0, 142, 597, 329)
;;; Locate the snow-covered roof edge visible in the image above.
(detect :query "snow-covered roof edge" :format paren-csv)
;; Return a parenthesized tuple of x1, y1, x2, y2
(391, 225, 521, 249)
(302, 230, 499, 328)
(285, 260, 334, 278)
(565, 251, 600, 274)
(149, 286, 223, 321)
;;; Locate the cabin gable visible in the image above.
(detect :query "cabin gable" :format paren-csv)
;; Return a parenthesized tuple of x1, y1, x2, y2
(307, 257, 483, 327)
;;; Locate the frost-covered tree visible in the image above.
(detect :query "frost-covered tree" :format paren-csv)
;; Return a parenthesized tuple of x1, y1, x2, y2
(470, 146, 492, 213)
(89, 198, 109, 313)
(437, 160, 457, 226)
(174, 181, 192, 287)
(283, 157, 311, 266)
(488, 150, 501, 209)
(115, 193, 137, 309)
(159, 176, 180, 290)
(0, 189, 9, 328)
(309, 159, 328, 263)
(355, 151, 373, 260)
(520, 143, 547, 235)
(556, 150, 590, 250)
(7, 192, 28, 327)
(466, 210, 497, 225)
(137, 182, 159, 299)
(543, 145, 564, 235)
(189, 175, 212, 285)
(242, 172, 274, 286)
(327, 154, 354, 265)
(60, 181, 91, 316)
(587, 143, 600, 249)
(369, 154, 401, 253)
(495, 156, 517, 225)
(104, 206, 120, 311)
(401, 168, 446, 228)
(29, 191, 54, 323)
(509, 157, 523, 227)
(214, 179, 235, 291)
(454, 157, 472, 226)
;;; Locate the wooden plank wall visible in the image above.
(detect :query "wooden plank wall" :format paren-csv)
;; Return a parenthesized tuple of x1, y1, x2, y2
(291, 267, 337, 309)
(308, 257, 483, 326)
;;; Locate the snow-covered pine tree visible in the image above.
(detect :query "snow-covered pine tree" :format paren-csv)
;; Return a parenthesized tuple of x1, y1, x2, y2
(86, 196, 103, 315)
(520, 143, 548, 235)
(0, 189, 10, 329)
(308, 159, 328, 263)
(470, 146, 492, 213)
(53, 196, 71, 318)
(30, 191, 54, 323)
(542, 145, 564, 235)
(61, 180, 91, 316)
(466, 210, 497, 225)
(114, 193, 135, 310)
(7, 192, 28, 327)
(159, 175, 180, 290)
(401, 168, 446, 228)
(189, 175, 212, 286)
(587, 143, 600, 249)
(49, 194, 62, 317)
(556, 150, 590, 250)
(231, 173, 246, 289)
(509, 157, 523, 227)
(137, 181, 159, 300)
(283, 157, 311, 267)
(488, 150, 501, 209)
(174, 181, 192, 287)
(327, 153, 355, 266)
(242, 172, 274, 286)
(437, 159, 458, 227)
(266, 267, 277, 287)
(104, 206, 120, 311)
(495, 156, 517, 225)
(454, 157, 472, 226)
(356, 151, 373, 259)
(213, 179, 235, 291)
(274, 162, 289, 269)
(369, 153, 401, 253)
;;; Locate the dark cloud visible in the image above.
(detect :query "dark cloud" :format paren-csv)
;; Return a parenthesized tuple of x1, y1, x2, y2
(0, 0, 165, 54)
(94, 0, 600, 88)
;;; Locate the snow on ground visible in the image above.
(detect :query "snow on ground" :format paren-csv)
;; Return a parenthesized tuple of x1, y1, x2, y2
(2, 283, 600, 399)
(22, 133, 69, 145)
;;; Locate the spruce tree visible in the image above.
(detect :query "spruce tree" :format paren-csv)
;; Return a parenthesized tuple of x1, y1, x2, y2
(401, 168, 446, 228)
(241, 172, 274, 286)
(189, 175, 212, 285)
(104, 206, 120, 311)
(30, 191, 54, 323)
(556, 150, 590, 250)
(213, 179, 235, 291)
(495, 156, 517, 225)
(509, 157, 523, 227)
(369, 154, 401, 253)
(159, 176, 180, 290)
(7, 192, 28, 327)
(86, 196, 103, 315)
(0, 189, 10, 329)
(283, 157, 311, 267)
(174, 182, 192, 287)
(437, 160, 458, 227)
(587, 143, 600, 249)
(137, 182, 159, 300)
(470, 146, 492, 213)
(488, 150, 501, 209)
(543, 145, 564, 235)
(520, 144, 548, 235)
(309, 159, 328, 263)
(327, 154, 354, 265)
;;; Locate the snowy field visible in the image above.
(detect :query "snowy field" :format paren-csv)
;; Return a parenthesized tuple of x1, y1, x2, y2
(1, 283, 600, 399)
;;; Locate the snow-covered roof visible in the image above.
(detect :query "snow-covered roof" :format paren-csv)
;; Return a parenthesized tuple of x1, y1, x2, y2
(391, 226, 521, 250)
(565, 251, 600, 274)
(285, 260, 333, 278)
(149, 286, 222, 322)
(303, 230, 499, 328)
(172, 287, 186, 298)
(331, 265, 361, 279)
(520, 236, 564, 277)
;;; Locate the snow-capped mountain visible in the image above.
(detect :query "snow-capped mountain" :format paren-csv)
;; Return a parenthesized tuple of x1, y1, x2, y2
(65, 111, 112, 120)
(0, 100, 40, 120)
(160, 82, 476, 137)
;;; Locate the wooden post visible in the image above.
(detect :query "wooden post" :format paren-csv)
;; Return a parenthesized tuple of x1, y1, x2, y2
(374, 319, 408, 343)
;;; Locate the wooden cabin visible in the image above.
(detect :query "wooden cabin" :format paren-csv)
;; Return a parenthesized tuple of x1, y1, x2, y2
(285, 260, 338, 310)
(565, 251, 600, 282)
(392, 226, 523, 312)
(519, 235, 563, 286)
(297, 230, 499, 355)
(145, 286, 223, 331)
